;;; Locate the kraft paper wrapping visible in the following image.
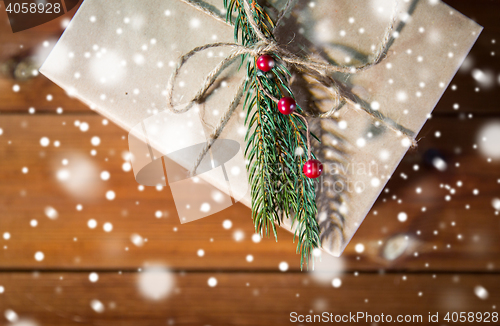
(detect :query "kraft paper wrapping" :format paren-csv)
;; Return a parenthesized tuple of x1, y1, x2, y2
(40, 0, 482, 257)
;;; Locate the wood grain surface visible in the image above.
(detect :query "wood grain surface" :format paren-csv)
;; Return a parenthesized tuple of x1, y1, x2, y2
(0, 0, 499, 325)
(1, 272, 499, 326)
(1, 115, 500, 272)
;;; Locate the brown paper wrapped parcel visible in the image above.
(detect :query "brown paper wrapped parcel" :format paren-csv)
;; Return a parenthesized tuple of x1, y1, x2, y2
(40, 0, 482, 257)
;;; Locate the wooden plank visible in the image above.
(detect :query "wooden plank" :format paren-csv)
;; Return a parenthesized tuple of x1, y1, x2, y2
(0, 76, 91, 113)
(0, 0, 498, 113)
(0, 272, 499, 325)
(0, 114, 499, 271)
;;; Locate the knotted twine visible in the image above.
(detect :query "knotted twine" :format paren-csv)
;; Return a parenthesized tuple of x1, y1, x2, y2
(165, 0, 416, 175)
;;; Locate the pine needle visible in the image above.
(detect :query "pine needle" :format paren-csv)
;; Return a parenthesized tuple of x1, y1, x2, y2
(225, 0, 321, 269)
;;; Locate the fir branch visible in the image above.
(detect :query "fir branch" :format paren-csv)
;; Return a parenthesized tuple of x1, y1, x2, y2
(225, 0, 321, 268)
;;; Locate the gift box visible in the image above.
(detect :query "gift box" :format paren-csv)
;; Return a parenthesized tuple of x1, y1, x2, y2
(40, 0, 481, 257)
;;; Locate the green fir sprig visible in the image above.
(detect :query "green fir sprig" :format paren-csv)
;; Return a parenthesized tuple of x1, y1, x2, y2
(223, 0, 321, 268)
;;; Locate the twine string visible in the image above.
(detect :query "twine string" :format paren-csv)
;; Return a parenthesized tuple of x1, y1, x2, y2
(273, 0, 296, 33)
(166, 0, 413, 175)
(242, 0, 269, 42)
(191, 80, 247, 173)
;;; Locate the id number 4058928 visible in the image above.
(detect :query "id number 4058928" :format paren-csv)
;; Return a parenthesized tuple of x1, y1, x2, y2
(5, 2, 62, 14)
(444, 312, 498, 323)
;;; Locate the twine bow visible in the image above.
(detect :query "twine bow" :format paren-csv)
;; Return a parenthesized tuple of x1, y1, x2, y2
(165, 0, 416, 174)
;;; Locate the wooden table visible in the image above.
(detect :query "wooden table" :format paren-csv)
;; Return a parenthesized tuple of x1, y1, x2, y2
(0, 1, 499, 325)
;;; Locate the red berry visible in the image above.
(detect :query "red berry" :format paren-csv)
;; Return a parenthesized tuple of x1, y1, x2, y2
(303, 159, 323, 179)
(278, 97, 296, 115)
(256, 54, 275, 72)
